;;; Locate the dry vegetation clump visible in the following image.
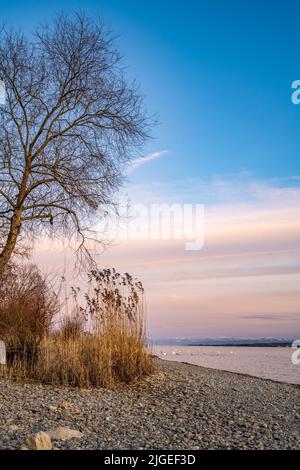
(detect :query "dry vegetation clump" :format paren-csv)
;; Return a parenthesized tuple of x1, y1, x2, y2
(0, 264, 59, 365)
(0, 266, 155, 387)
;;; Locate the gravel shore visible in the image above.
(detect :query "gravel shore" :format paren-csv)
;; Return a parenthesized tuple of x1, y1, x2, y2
(0, 359, 299, 450)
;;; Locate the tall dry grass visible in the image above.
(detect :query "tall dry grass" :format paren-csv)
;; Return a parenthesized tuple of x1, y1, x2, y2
(1, 266, 155, 388)
(0, 264, 59, 361)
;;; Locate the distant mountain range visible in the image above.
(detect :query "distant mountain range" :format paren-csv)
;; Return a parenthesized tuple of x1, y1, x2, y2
(152, 337, 294, 347)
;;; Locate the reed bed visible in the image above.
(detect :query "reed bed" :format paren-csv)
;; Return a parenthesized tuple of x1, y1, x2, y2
(1, 266, 155, 388)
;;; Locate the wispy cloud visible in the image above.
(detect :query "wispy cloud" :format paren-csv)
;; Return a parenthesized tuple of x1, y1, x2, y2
(34, 173, 300, 339)
(121, 174, 300, 225)
(128, 150, 168, 173)
(241, 314, 300, 322)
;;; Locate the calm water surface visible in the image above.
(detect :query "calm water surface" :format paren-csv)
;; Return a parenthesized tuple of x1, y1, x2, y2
(154, 346, 300, 385)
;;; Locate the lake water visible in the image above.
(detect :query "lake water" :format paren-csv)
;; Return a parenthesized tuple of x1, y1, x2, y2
(154, 345, 300, 385)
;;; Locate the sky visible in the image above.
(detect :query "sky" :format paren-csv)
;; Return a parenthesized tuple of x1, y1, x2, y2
(2, 0, 300, 339)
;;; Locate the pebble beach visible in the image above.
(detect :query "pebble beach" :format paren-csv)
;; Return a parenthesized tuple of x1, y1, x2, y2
(0, 359, 299, 450)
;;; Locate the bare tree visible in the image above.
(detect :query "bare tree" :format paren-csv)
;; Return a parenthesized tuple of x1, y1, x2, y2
(0, 12, 150, 276)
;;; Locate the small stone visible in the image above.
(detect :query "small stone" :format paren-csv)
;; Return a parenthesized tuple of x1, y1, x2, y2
(25, 432, 52, 450)
(8, 424, 20, 432)
(48, 426, 83, 441)
(60, 402, 73, 410)
(291, 430, 300, 439)
(48, 405, 58, 412)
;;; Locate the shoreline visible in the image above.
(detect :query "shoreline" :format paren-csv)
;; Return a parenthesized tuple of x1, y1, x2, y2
(0, 359, 299, 450)
(161, 358, 300, 387)
(154, 345, 300, 386)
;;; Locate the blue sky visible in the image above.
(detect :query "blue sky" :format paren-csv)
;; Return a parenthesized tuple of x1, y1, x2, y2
(3, 1, 300, 338)
(2, 0, 300, 186)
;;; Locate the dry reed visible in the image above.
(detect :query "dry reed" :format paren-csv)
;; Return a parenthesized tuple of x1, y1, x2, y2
(1, 266, 155, 388)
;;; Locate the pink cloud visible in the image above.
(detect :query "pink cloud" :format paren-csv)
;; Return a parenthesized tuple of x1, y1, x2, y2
(33, 176, 300, 339)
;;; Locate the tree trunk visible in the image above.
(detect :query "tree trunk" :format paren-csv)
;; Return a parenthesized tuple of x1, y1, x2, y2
(0, 165, 29, 277)
(0, 211, 22, 277)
